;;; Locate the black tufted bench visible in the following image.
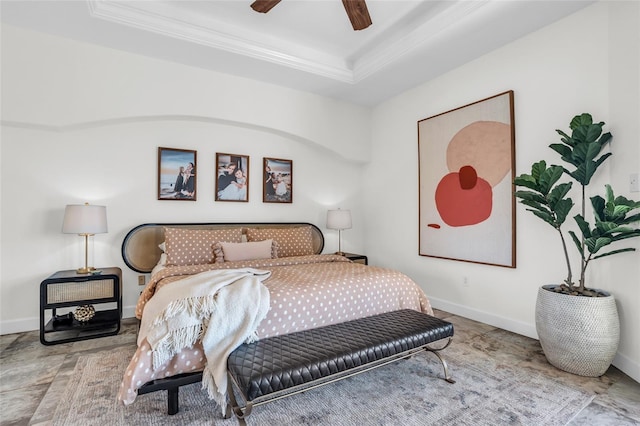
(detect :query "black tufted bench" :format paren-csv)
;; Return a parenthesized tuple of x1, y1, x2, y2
(225, 309, 455, 424)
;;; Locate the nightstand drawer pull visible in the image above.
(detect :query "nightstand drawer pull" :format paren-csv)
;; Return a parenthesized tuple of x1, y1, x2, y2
(47, 279, 114, 303)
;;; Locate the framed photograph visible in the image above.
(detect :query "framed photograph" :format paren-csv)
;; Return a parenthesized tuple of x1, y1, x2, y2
(158, 147, 197, 201)
(215, 153, 249, 202)
(417, 90, 516, 267)
(263, 157, 293, 203)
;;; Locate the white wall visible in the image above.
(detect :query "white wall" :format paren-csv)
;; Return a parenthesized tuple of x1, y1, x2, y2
(364, 1, 640, 381)
(0, 25, 369, 331)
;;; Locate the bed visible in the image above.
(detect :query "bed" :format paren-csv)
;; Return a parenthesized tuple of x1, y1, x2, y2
(117, 222, 434, 411)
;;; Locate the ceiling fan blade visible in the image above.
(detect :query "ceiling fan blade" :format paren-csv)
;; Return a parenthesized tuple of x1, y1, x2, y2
(250, 0, 282, 13)
(342, 0, 372, 31)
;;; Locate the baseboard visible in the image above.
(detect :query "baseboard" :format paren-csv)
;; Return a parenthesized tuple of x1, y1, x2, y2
(428, 296, 538, 340)
(429, 296, 640, 383)
(0, 317, 37, 335)
(613, 352, 640, 383)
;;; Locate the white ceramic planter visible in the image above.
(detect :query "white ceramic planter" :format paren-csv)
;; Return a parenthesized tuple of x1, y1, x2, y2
(535, 285, 620, 377)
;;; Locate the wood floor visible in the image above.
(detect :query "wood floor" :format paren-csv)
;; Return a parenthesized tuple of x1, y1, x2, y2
(1, 310, 639, 425)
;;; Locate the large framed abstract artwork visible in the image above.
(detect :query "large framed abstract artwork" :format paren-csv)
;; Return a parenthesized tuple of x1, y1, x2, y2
(418, 91, 516, 267)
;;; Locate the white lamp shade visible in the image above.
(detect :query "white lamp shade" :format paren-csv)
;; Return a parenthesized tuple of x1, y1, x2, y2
(327, 209, 352, 230)
(62, 204, 108, 235)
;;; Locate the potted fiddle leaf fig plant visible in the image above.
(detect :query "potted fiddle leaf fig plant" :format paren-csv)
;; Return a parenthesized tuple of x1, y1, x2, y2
(514, 113, 640, 377)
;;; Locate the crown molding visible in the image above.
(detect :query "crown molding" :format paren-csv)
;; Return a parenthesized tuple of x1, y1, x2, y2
(87, 0, 355, 83)
(87, 0, 500, 87)
(352, 1, 489, 82)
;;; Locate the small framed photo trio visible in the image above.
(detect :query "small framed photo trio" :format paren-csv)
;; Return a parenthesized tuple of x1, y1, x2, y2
(157, 148, 292, 204)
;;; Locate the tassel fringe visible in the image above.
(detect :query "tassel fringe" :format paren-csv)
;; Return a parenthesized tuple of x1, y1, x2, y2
(202, 366, 227, 416)
(149, 295, 218, 369)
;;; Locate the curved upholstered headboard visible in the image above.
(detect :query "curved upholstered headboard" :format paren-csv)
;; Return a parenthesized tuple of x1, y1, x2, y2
(121, 222, 324, 273)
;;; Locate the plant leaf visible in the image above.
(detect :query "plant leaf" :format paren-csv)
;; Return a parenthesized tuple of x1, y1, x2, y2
(585, 236, 612, 254)
(568, 230, 584, 259)
(592, 247, 637, 260)
(549, 143, 572, 159)
(539, 165, 564, 195)
(573, 215, 591, 238)
(530, 210, 560, 228)
(548, 182, 572, 206)
(515, 190, 547, 205)
(569, 113, 593, 130)
(591, 195, 606, 221)
(553, 199, 574, 226)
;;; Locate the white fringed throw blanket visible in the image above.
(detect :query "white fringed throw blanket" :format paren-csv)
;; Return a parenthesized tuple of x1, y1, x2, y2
(137, 268, 271, 413)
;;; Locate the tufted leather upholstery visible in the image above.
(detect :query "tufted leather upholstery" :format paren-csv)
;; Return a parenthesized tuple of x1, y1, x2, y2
(228, 309, 454, 402)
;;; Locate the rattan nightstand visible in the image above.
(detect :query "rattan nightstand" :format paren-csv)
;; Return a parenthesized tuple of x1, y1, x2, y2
(39, 267, 122, 345)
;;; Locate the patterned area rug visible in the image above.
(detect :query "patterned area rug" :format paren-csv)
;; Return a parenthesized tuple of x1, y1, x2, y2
(50, 342, 593, 425)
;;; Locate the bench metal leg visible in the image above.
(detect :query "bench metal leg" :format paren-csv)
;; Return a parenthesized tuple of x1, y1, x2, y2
(227, 372, 251, 425)
(426, 337, 456, 384)
(428, 349, 456, 383)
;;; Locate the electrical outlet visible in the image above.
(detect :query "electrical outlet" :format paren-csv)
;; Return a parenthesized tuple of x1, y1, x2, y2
(138, 275, 145, 286)
(630, 173, 639, 193)
(462, 276, 469, 287)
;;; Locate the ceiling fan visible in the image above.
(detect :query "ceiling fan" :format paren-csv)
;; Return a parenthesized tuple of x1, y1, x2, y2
(250, 0, 372, 31)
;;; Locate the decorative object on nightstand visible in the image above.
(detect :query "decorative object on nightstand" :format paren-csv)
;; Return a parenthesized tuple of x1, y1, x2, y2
(327, 209, 352, 255)
(62, 203, 108, 274)
(40, 267, 122, 345)
(73, 305, 96, 322)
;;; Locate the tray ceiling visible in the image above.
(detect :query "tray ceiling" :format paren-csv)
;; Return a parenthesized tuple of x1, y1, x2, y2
(1, 0, 593, 105)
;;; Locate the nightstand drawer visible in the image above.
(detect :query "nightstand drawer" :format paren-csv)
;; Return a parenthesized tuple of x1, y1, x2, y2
(46, 279, 115, 304)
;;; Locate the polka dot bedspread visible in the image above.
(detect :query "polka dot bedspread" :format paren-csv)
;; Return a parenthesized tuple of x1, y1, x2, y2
(118, 254, 433, 405)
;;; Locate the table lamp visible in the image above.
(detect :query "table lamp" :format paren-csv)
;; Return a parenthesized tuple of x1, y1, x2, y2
(326, 209, 352, 255)
(62, 203, 108, 274)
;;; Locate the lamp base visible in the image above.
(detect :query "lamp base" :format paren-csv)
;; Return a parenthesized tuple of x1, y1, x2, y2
(76, 266, 96, 274)
(335, 251, 346, 256)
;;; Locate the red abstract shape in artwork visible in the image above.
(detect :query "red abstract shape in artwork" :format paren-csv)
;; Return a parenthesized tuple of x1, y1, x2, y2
(435, 165, 493, 227)
(458, 165, 477, 190)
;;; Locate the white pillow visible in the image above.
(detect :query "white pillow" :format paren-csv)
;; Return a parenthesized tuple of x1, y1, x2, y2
(151, 253, 168, 276)
(220, 240, 273, 262)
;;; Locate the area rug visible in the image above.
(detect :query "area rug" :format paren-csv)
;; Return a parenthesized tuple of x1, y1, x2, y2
(50, 343, 594, 425)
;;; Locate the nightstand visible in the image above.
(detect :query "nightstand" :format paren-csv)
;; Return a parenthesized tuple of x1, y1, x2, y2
(40, 267, 122, 345)
(342, 252, 368, 265)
